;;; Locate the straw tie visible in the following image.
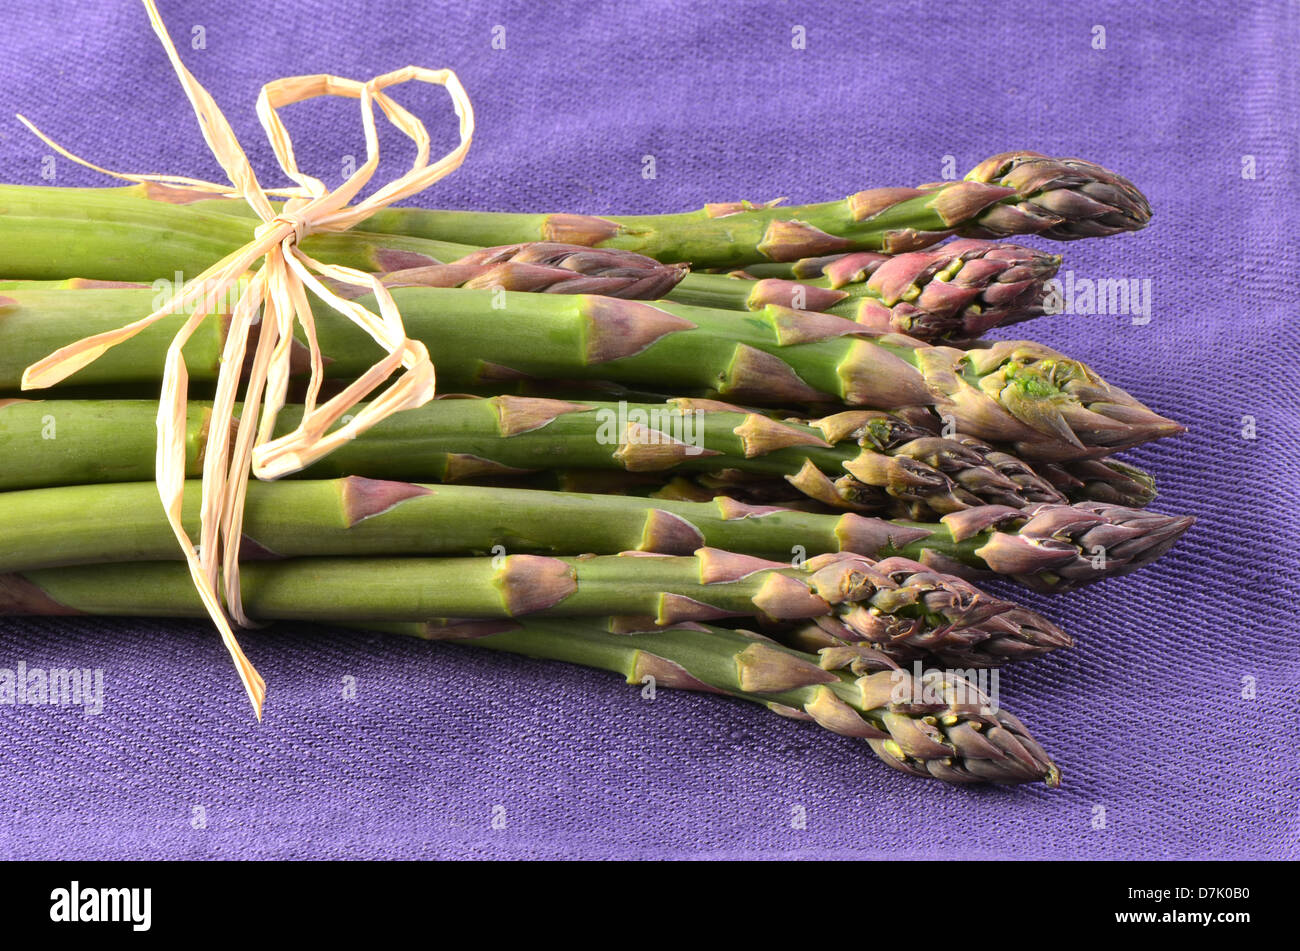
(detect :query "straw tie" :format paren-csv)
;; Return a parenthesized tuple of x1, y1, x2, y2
(15, 0, 476, 717)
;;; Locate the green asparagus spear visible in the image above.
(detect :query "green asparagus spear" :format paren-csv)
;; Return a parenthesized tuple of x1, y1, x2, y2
(0, 182, 478, 282)
(0, 285, 1183, 461)
(0, 396, 1068, 519)
(0, 549, 1070, 668)
(284, 150, 1151, 267)
(0, 150, 1145, 275)
(0, 237, 684, 304)
(0, 478, 1193, 592)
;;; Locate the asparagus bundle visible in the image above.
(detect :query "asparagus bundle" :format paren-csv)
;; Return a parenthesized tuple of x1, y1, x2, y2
(0, 285, 1182, 461)
(666, 239, 1063, 341)
(3, 1, 1178, 793)
(357, 617, 1061, 786)
(0, 478, 1193, 592)
(0, 104, 1176, 787)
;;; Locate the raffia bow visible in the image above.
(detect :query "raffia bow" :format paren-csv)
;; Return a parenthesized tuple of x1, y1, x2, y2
(16, 0, 474, 717)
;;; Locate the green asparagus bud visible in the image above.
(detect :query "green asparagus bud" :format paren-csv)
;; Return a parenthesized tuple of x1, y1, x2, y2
(379, 241, 686, 299)
(671, 239, 1062, 342)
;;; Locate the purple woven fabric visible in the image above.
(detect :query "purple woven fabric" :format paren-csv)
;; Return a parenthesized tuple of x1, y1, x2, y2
(0, 0, 1296, 860)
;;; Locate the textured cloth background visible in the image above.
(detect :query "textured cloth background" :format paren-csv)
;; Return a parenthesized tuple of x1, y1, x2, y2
(0, 0, 1296, 859)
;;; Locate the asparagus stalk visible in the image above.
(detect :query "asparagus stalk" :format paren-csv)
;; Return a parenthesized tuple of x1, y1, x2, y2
(0, 240, 685, 303)
(277, 151, 1150, 267)
(0, 150, 1144, 274)
(628, 457, 1154, 516)
(357, 385, 1162, 511)
(0, 183, 480, 281)
(0, 549, 1070, 668)
(352, 616, 1060, 786)
(0, 394, 1168, 528)
(0, 478, 1194, 592)
(0, 285, 1183, 461)
(667, 239, 1062, 342)
(0, 396, 1068, 519)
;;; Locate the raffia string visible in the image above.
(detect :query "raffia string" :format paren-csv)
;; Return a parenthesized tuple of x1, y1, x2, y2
(16, 0, 474, 718)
